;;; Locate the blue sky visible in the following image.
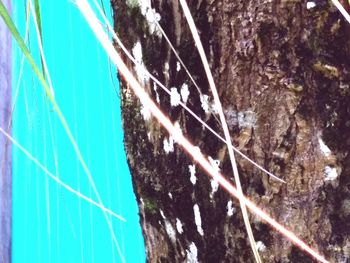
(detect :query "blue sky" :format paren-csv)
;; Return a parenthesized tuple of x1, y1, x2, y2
(11, 1, 145, 262)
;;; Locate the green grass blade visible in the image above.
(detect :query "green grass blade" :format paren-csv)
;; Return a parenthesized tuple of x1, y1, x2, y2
(0, 0, 124, 222)
(33, 0, 42, 39)
(33, 0, 46, 78)
(0, 0, 47, 96)
(29, 0, 54, 96)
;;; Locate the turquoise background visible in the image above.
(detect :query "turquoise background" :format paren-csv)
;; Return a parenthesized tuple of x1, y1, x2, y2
(11, 1, 145, 262)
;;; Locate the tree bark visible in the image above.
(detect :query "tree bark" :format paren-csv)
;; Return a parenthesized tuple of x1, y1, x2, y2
(113, 0, 350, 262)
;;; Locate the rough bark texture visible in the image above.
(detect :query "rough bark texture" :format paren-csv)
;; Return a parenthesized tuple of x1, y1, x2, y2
(113, 0, 350, 262)
(0, 0, 12, 262)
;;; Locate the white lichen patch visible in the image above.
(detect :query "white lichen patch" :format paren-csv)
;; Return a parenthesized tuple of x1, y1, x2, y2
(132, 41, 149, 84)
(210, 101, 220, 114)
(140, 104, 151, 121)
(129, 0, 162, 37)
(200, 94, 210, 113)
(238, 110, 257, 129)
(170, 87, 181, 107)
(225, 108, 257, 129)
(163, 136, 174, 154)
(306, 1, 316, 9)
(153, 82, 160, 103)
(159, 209, 165, 219)
(165, 220, 176, 243)
(209, 157, 220, 172)
(209, 157, 220, 198)
(180, 83, 190, 104)
(193, 204, 204, 236)
(126, 0, 139, 8)
(176, 218, 184, 234)
(189, 164, 197, 185)
(159, 209, 176, 243)
(132, 41, 143, 65)
(176, 62, 181, 72)
(144, 8, 161, 36)
(227, 200, 235, 217)
(318, 137, 331, 157)
(186, 242, 198, 263)
(210, 180, 219, 199)
(163, 62, 170, 81)
(172, 121, 183, 143)
(256, 241, 267, 252)
(164, 62, 170, 71)
(324, 166, 338, 181)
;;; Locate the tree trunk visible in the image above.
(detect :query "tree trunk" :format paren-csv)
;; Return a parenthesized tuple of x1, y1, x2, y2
(112, 0, 350, 262)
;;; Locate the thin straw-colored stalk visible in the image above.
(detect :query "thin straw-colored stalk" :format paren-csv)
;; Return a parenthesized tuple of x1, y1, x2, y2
(75, 1, 328, 262)
(0, 3, 125, 262)
(178, 1, 260, 261)
(0, 128, 126, 222)
(331, 0, 350, 24)
(91, 0, 285, 184)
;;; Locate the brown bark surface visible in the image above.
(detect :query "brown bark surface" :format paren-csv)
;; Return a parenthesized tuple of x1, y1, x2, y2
(113, 0, 350, 262)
